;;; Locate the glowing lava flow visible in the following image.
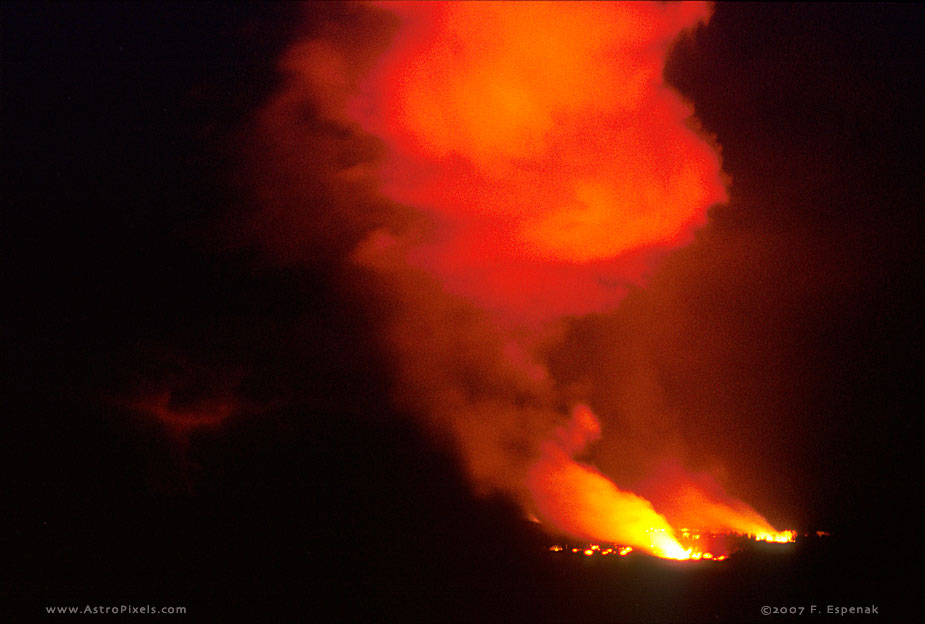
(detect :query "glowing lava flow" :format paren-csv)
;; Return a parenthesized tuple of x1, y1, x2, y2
(548, 531, 799, 563)
(528, 406, 794, 561)
(528, 406, 694, 559)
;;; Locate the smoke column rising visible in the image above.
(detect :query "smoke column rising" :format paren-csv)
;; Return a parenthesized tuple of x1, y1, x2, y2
(252, 1, 788, 556)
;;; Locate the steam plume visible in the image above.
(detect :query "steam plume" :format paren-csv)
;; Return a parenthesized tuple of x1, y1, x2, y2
(247, 1, 790, 555)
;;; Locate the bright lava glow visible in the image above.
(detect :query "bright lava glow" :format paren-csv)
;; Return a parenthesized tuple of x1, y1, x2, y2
(550, 530, 796, 562)
(755, 530, 797, 543)
(529, 406, 794, 560)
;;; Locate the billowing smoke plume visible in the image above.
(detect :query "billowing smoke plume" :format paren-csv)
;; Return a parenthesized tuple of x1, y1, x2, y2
(349, 1, 726, 319)
(245, 1, 790, 555)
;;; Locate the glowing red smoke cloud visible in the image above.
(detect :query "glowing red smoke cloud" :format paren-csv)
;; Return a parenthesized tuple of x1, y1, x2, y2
(350, 1, 725, 318)
(257, 1, 792, 558)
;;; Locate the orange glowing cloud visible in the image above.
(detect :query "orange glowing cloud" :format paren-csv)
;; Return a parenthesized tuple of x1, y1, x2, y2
(351, 1, 725, 316)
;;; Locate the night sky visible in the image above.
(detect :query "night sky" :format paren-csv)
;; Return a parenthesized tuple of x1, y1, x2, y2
(5, 3, 922, 621)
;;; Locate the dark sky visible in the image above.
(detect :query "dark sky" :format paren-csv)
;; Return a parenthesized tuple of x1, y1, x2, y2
(5, 2, 922, 621)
